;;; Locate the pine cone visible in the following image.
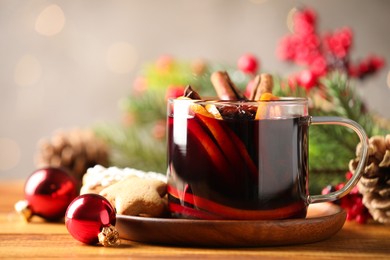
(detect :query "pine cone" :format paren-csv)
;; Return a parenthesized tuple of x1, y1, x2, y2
(35, 128, 109, 183)
(349, 135, 390, 224)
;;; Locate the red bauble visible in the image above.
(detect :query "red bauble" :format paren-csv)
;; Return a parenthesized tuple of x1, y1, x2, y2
(65, 194, 118, 246)
(17, 167, 78, 221)
(237, 53, 259, 74)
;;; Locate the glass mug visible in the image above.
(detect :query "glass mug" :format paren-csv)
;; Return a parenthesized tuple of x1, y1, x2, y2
(166, 98, 368, 220)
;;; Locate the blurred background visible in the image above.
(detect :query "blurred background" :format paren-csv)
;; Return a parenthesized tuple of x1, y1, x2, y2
(1, 0, 389, 180)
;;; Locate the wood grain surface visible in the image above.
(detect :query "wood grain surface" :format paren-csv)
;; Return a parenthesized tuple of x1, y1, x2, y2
(1, 181, 389, 259)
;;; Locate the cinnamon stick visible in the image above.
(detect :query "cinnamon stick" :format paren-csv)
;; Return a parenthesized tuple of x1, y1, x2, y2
(249, 73, 274, 101)
(210, 71, 246, 100)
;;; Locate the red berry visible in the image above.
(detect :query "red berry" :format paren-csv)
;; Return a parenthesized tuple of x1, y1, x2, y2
(321, 185, 335, 195)
(309, 55, 328, 76)
(350, 186, 360, 195)
(346, 212, 355, 221)
(293, 8, 317, 35)
(323, 27, 353, 59)
(322, 179, 372, 224)
(296, 69, 317, 90)
(360, 55, 385, 78)
(355, 214, 368, 224)
(350, 203, 363, 218)
(368, 55, 385, 70)
(287, 74, 298, 90)
(237, 54, 259, 74)
(293, 34, 321, 66)
(348, 64, 360, 77)
(345, 171, 353, 180)
(335, 183, 345, 190)
(340, 196, 352, 208)
(277, 36, 298, 61)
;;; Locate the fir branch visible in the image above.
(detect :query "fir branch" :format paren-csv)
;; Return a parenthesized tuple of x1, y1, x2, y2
(93, 123, 167, 173)
(119, 89, 167, 125)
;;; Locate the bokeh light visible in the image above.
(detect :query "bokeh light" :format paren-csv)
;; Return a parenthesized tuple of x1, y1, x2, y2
(106, 42, 138, 74)
(35, 4, 65, 36)
(14, 54, 42, 87)
(0, 138, 21, 171)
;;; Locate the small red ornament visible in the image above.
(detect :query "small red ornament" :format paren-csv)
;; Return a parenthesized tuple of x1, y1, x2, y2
(237, 53, 259, 74)
(15, 167, 78, 222)
(65, 194, 120, 246)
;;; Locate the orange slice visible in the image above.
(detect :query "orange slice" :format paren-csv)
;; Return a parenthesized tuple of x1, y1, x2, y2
(205, 104, 223, 119)
(255, 93, 279, 119)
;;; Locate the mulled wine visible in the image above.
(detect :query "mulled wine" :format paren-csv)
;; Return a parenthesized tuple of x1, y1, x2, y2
(167, 99, 310, 220)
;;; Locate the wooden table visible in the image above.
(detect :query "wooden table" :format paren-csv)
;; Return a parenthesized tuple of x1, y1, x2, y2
(1, 181, 389, 259)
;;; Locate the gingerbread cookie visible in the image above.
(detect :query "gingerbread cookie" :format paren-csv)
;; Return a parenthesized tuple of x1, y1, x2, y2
(80, 165, 166, 195)
(99, 176, 167, 217)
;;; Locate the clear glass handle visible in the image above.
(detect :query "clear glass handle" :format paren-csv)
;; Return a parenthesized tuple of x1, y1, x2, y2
(307, 116, 369, 204)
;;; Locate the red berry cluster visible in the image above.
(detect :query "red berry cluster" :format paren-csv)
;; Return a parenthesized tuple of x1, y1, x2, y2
(321, 172, 371, 224)
(348, 55, 386, 80)
(277, 7, 385, 90)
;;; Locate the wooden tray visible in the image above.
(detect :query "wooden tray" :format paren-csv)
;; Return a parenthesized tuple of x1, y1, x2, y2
(116, 203, 346, 247)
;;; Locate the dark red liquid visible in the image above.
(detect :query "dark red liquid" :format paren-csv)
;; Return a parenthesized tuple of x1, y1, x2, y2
(167, 114, 310, 220)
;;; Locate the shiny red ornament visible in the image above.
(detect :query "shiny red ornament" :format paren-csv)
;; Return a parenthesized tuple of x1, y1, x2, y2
(16, 167, 78, 221)
(65, 194, 119, 246)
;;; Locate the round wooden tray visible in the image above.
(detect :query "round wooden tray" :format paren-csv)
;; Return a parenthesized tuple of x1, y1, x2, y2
(116, 203, 346, 247)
